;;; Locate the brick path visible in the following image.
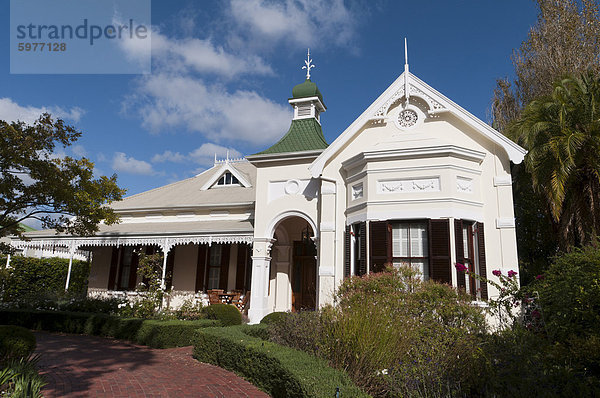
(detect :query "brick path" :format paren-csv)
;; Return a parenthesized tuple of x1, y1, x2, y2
(34, 332, 270, 398)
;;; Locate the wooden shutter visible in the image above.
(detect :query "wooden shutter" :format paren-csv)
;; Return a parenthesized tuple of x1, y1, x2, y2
(454, 219, 466, 289)
(236, 244, 249, 290)
(369, 221, 389, 273)
(477, 222, 488, 300)
(429, 219, 451, 284)
(107, 247, 119, 290)
(127, 250, 139, 291)
(195, 245, 207, 292)
(358, 222, 367, 276)
(219, 244, 231, 290)
(165, 250, 175, 290)
(344, 225, 351, 278)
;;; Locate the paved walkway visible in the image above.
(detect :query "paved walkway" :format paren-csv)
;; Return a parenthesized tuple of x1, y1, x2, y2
(34, 332, 270, 398)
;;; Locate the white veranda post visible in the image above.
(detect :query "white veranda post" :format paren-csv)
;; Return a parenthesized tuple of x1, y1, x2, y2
(64, 241, 75, 291)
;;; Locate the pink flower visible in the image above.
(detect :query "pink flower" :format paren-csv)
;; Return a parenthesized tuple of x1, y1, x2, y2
(508, 270, 518, 278)
(492, 270, 502, 277)
(455, 263, 467, 273)
(531, 310, 541, 319)
(535, 274, 545, 280)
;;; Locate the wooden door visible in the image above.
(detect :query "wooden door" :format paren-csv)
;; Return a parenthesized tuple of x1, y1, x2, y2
(291, 241, 317, 311)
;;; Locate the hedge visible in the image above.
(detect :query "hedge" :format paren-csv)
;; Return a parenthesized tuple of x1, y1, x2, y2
(201, 303, 241, 326)
(0, 325, 36, 360)
(194, 325, 370, 398)
(0, 309, 218, 348)
(1, 256, 90, 301)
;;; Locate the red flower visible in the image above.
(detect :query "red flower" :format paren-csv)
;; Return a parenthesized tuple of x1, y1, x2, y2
(531, 310, 541, 319)
(455, 263, 467, 272)
(492, 270, 502, 277)
(535, 274, 545, 280)
(508, 270, 518, 278)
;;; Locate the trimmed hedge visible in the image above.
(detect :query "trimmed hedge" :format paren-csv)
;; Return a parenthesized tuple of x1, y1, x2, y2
(0, 309, 218, 348)
(260, 311, 289, 325)
(202, 304, 242, 326)
(194, 325, 370, 398)
(0, 325, 36, 360)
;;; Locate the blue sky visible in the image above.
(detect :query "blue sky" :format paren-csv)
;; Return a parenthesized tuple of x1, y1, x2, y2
(0, 0, 538, 198)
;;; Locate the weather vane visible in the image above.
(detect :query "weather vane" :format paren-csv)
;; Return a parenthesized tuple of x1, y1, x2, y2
(302, 48, 315, 80)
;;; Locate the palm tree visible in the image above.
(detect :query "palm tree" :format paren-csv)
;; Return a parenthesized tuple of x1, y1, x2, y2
(510, 72, 600, 249)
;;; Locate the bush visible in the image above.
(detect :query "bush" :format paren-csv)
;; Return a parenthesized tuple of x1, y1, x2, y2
(1, 355, 46, 398)
(59, 297, 125, 315)
(0, 325, 36, 360)
(0, 309, 218, 348)
(194, 325, 369, 398)
(2, 256, 90, 302)
(202, 304, 241, 326)
(260, 311, 290, 325)
(268, 266, 486, 397)
(174, 298, 204, 320)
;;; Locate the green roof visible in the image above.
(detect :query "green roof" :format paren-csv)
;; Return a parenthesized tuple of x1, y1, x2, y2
(292, 79, 324, 105)
(255, 118, 328, 155)
(18, 223, 36, 232)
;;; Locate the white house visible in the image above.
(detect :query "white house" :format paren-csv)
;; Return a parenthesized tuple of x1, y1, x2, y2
(13, 53, 526, 324)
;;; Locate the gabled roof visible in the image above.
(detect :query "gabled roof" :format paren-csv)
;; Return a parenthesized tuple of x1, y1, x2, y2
(200, 161, 252, 190)
(111, 161, 256, 212)
(309, 71, 527, 178)
(254, 118, 328, 155)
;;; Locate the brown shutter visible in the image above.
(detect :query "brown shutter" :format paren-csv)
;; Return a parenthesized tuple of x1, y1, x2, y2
(477, 222, 488, 300)
(195, 245, 207, 292)
(219, 244, 231, 290)
(107, 247, 119, 290)
(165, 250, 175, 290)
(358, 222, 367, 276)
(369, 221, 389, 273)
(344, 225, 351, 278)
(128, 250, 139, 291)
(454, 219, 466, 289)
(236, 244, 249, 290)
(429, 219, 451, 284)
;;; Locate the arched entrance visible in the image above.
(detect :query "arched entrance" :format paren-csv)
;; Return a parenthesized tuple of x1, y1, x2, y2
(269, 214, 317, 312)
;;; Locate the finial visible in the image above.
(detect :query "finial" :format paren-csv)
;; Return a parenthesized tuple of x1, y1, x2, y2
(214, 153, 217, 165)
(404, 38, 410, 106)
(302, 48, 315, 80)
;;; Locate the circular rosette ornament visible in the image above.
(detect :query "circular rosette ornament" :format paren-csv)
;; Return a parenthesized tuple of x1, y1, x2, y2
(398, 109, 418, 128)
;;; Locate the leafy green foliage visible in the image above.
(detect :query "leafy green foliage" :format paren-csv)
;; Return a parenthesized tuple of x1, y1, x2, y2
(0, 326, 36, 361)
(174, 298, 204, 320)
(0, 309, 218, 348)
(2, 256, 90, 302)
(268, 267, 486, 397)
(194, 325, 369, 398)
(259, 311, 289, 325)
(0, 113, 124, 241)
(1, 355, 46, 398)
(202, 304, 241, 326)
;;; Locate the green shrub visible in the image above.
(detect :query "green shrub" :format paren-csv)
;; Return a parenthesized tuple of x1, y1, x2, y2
(202, 304, 241, 326)
(260, 311, 289, 325)
(194, 325, 369, 398)
(58, 297, 125, 315)
(0, 309, 218, 348)
(268, 266, 486, 397)
(174, 298, 205, 320)
(2, 256, 90, 302)
(1, 355, 46, 398)
(0, 326, 36, 360)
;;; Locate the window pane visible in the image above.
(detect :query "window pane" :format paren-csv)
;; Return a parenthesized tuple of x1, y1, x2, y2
(207, 267, 220, 290)
(392, 224, 409, 257)
(412, 259, 429, 280)
(232, 175, 239, 184)
(462, 226, 470, 258)
(218, 176, 224, 185)
(225, 173, 232, 184)
(209, 245, 222, 267)
(410, 223, 428, 257)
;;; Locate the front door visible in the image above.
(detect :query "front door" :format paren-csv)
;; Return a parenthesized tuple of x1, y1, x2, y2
(291, 241, 317, 311)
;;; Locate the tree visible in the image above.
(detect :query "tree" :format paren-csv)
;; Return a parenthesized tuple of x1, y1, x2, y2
(491, 0, 600, 274)
(0, 113, 125, 242)
(510, 73, 600, 248)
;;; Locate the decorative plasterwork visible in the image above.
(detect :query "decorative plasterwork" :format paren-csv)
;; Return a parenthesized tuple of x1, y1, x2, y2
(371, 83, 446, 120)
(351, 183, 363, 200)
(377, 177, 440, 194)
(268, 179, 311, 202)
(456, 177, 473, 193)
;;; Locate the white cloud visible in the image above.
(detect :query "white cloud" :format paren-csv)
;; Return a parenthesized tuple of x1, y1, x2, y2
(228, 0, 356, 48)
(71, 144, 87, 158)
(112, 152, 158, 175)
(125, 74, 291, 146)
(0, 98, 84, 124)
(152, 143, 243, 167)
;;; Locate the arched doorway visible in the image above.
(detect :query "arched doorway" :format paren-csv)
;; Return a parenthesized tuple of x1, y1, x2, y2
(268, 214, 317, 312)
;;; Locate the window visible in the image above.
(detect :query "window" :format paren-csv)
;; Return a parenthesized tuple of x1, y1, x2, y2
(391, 222, 429, 279)
(461, 222, 479, 295)
(217, 172, 239, 186)
(207, 244, 222, 289)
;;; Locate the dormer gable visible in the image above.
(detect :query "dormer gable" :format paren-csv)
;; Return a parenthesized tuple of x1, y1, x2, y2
(200, 158, 252, 191)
